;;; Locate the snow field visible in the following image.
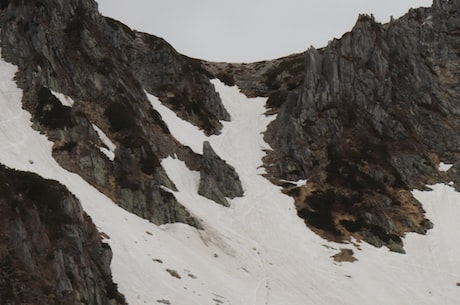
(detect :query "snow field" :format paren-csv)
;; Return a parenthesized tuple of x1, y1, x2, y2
(0, 54, 459, 305)
(156, 80, 460, 305)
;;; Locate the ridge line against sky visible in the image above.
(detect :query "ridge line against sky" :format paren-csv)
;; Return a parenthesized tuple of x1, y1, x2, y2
(96, 0, 433, 63)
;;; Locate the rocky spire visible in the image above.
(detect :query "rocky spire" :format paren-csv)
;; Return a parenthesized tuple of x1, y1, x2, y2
(198, 141, 244, 206)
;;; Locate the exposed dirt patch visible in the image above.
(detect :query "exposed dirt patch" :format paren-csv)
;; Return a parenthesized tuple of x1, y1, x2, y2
(332, 249, 357, 263)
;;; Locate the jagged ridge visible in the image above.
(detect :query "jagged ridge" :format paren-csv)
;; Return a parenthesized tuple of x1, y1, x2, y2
(206, 1, 460, 251)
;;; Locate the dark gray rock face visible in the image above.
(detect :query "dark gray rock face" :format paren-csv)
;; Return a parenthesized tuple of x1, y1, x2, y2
(1, 0, 458, 260)
(205, 1, 460, 251)
(447, 161, 460, 191)
(260, 3, 460, 250)
(0, 165, 125, 305)
(0, 0, 225, 227)
(126, 30, 230, 135)
(198, 141, 244, 206)
(101, 17, 230, 135)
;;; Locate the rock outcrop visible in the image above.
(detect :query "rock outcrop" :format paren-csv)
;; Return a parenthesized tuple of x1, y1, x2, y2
(198, 141, 244, 206)
(260, 3, 459, 251)
(0, 0, 230, 227)
(1, 0, 459, 257)
(125, 29, 230, 135)
(0, 165, 125, 305)
(205, 0, 460, 252)
(5, 0, 460, 303)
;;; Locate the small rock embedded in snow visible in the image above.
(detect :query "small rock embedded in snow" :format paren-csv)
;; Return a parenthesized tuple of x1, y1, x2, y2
(166, 269, 181, 279)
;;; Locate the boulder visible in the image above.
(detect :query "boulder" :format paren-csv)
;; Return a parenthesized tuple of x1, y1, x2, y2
(198, 141, 244, 206)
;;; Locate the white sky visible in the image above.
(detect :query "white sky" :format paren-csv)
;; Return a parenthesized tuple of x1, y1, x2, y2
(95, 0, 433, 63)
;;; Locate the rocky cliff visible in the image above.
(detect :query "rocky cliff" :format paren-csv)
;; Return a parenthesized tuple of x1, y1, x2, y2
(0, 0, 243, 229)
(0, 1, 242, 303)
(0, 3, 459, 298)
(206, 0, 460, 251)
(198, 141, 244, 207)
(0, 165, 125, 305)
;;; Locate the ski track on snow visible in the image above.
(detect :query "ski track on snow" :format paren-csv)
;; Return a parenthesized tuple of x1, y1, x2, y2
(1, 53, 460, 305)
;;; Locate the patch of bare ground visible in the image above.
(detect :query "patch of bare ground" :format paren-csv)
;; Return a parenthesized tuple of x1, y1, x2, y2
(332, 249, 357, 263)
(284, 175, 432, 253)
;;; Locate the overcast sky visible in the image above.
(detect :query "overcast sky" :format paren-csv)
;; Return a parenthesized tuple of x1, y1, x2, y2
(95, 0, 433, 63)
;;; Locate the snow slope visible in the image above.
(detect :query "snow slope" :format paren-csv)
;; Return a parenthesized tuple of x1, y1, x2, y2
(1, 54, 460, 305)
